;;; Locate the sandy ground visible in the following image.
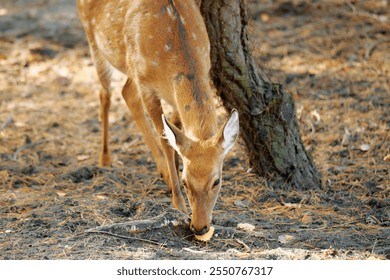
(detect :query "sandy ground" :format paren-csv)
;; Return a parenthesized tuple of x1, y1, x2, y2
(0, 0, 389, 259)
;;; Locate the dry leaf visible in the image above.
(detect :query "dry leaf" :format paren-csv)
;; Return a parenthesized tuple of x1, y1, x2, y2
(283, 202, 301, 209)
(14, 121, 26, 127)
(310, 109, 321, 125)
(77, 154, 90, 161)
(278, 234, 295, 244)
(195, 226, 215, 241)
(341, 128, 351, 146)
(56, 191, 66, 197)
(260, 13, 270, 22)
(302, 214, 313, 224)
(384, 154, 390, 161)
(234, 200, 248, 208)
(359, 144, 370, 152)
(237, 223, 256, 232)
(0, 170, 9, 179)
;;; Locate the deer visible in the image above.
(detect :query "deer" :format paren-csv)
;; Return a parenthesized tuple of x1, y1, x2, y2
(77, 0, 239, 236)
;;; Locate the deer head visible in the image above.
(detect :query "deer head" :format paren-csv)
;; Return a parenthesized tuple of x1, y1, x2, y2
(162, 109, 239, 235)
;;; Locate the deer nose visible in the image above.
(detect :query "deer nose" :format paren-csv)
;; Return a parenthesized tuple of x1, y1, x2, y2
(191, 225, 209, 235)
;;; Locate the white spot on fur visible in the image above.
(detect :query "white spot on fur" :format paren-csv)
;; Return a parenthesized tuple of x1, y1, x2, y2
(166, 6, 174, 18)
(180, 16, 186, 25)
(192, 32, 197, 40)
(165, 43, 172, 51)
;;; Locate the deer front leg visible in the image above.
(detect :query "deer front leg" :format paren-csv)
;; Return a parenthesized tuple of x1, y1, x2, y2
(141, 94, 188, 214)
(121, 79, 168, 180)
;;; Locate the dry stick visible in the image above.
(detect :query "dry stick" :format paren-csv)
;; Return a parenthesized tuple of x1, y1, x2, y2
(85, 230, 164, 246)
(182, 247, 207, 254)
(13, 139, 46, 161)
(0, 117, 13, 133)
(365, 40, 390, 59)
(85, 210, 191, 245)
(86, 210, 190, 233)
(235, 238, 251, 252)
(85, 209, 268, 247)
(346, 1, 389, 23)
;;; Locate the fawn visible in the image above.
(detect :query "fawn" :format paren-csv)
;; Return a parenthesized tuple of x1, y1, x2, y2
(77, 0, 239, 236)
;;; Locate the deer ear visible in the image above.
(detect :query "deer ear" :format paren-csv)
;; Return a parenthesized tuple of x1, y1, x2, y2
(219, 109, 239, 156)
(162, 114, 190, 157)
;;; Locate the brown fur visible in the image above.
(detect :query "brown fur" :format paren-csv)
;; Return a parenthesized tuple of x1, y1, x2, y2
(77, 0, 238, 235)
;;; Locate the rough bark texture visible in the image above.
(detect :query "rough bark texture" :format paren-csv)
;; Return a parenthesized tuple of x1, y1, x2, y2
(200, 0, 322, 189)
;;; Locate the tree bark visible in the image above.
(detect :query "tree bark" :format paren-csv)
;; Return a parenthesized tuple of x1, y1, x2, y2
(200, 0, 322, 189)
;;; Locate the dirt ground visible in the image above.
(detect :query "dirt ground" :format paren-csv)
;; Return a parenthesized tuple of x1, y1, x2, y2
(0, 0, 389, 260)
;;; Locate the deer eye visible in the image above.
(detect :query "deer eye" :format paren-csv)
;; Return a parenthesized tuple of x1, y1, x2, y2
(212, 178, 220, 187)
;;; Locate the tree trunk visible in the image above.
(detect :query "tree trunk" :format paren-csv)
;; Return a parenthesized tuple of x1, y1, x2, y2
(200, 0, 322, 189)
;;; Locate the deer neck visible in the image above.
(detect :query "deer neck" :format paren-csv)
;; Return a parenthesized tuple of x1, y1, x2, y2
(173, 76, 217, 141)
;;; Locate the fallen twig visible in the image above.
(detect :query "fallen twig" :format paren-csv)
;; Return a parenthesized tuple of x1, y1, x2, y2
(85, 208, 269, 247)
(365, 40, 390, 59)
(85, 208, 191, 245)
(346, 1, 389, 23)
(85, 230, 164, 246)
(13, 139, 46, 161)
(182, 247, 207, 254)
(0, 117, 13, 133)
(235, 238, 251, 252)
(86, 208, 190, 234)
